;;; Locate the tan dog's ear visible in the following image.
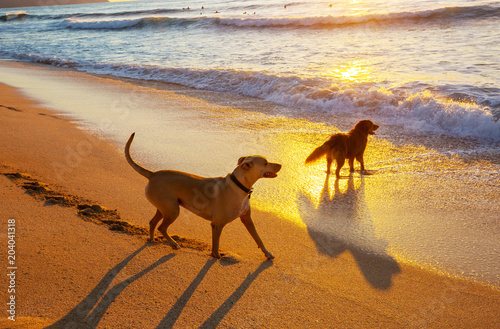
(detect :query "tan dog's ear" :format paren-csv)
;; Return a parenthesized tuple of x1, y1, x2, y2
(238, 156, 247, 165)
(240, 158, 254, 170)
(241, 162, 253, 170)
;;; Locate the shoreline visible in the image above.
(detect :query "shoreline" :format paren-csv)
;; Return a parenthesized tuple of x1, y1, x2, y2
(1, 61, 499, 327)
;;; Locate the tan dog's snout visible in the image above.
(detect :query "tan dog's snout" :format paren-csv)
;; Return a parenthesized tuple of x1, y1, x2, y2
(264, 163, 281, 178)
(238, 156, 281, 178)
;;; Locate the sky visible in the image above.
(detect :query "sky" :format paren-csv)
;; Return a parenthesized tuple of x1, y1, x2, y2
(0, 0, 112, 9)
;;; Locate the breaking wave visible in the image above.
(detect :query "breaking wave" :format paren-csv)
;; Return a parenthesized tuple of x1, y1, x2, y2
(4, 50, 497, 141)
(216, 5, 500, 28)
(0, 11, 27, 21)
(12, 4, 499, 31)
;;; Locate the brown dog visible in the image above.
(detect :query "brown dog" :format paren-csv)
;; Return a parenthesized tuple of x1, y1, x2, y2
(305, 120, 379, 178)
(125, 133, 281, 259)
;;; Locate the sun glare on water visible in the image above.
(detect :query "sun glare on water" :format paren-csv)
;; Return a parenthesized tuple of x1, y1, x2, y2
(324, 60, 374, 83)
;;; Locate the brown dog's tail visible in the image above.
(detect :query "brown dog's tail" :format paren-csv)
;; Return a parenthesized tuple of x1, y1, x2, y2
(125, 133, 153, 179)
(305, 142, 330, 164)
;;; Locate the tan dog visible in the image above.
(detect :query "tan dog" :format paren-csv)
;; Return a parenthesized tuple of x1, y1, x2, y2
(305, 120, 379, 178)
(125, 133, 281, 259)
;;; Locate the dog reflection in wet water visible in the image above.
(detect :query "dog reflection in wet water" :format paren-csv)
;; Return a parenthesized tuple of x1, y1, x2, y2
(125, 133, 281, 259)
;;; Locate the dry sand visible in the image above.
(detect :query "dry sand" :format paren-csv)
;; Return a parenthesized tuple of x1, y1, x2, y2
(1, 74, 499, 328)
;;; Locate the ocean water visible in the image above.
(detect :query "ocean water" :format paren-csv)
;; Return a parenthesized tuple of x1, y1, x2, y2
(1, 0, 500, 141)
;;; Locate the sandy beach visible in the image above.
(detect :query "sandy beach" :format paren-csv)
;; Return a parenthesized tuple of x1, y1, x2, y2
(1, 61, 499, 328)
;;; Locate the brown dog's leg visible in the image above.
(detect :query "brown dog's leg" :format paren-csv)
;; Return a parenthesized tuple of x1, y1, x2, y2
(326, 153, 333, 175)
(240, 210, 274, 259)
(149, 209, 163, 241)
(348, 157, 355, 173)
(336, 156, 345, 179)
(211, 223, 224, 259)
(356, 154, 365, 172)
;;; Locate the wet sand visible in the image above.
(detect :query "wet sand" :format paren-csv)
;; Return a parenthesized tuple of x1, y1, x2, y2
(0, 61, 499, 328)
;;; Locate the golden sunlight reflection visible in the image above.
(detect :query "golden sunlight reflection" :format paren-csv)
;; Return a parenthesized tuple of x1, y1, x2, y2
(324, 60, 373, 83)
(252, 130, 372, 228)
(203, 104, 485, 237)
(209, 107, 449, 229)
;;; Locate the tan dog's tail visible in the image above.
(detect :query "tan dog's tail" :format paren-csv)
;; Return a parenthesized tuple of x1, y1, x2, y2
(305, 142, 330, 164)
(125, 133, 153, 179)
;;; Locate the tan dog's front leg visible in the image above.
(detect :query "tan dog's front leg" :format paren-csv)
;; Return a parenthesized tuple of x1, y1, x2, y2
(240, 210, 274, 259)
(211, 223, 224, 259)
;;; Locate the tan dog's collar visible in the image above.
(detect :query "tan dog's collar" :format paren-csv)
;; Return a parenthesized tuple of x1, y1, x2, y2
(230, 172, 253, 197)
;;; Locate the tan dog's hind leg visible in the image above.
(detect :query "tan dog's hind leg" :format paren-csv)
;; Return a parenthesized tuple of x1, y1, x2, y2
(240, 210, 274, 259)
(211, 223, 225, 259)
(157, 202, 181, 250)
(149, 209, 163, 241)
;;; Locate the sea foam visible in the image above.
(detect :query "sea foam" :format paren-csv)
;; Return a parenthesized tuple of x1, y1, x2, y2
(80, 64, 499, 141)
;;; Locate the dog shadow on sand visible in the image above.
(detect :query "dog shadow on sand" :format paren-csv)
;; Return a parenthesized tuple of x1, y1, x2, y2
(45, 243, 272, 328)
(155, 259, 273, 329)
(45, 244, 175, 329)
(298, 174, 400, 290)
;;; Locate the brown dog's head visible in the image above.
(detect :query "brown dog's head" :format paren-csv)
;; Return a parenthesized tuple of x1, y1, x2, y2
(354, 120, 379, 135)
(238, 156, 282, 179)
